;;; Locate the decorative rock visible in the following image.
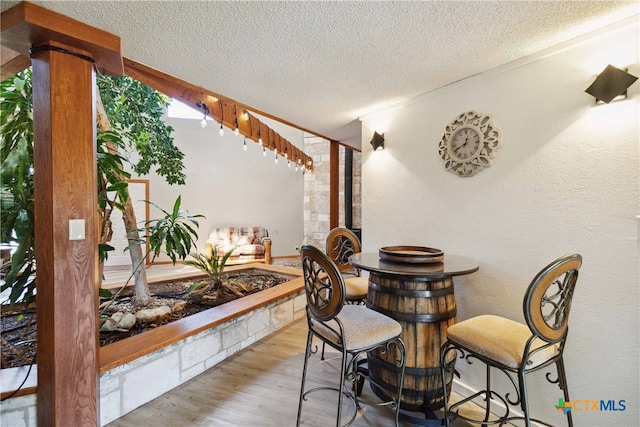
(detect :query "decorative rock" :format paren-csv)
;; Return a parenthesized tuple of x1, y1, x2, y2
(101, 312, 136, 332)
(116, 312, 136, 329)
(172, 300, 187, 314)
(135, 306, 172, 324)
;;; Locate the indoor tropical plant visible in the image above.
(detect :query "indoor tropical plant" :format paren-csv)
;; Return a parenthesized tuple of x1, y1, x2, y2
(1, 68, 190, 306)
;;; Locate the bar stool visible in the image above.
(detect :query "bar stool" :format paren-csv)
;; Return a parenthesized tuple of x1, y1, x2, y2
(440, 254, 582, 427)
(297, 245, 406, 427)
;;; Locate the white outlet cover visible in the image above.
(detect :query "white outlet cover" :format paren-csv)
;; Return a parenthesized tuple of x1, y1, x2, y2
(69, 219, 85, 240)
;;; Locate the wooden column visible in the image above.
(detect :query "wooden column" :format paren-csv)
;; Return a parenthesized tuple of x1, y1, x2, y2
(329, 140, 339, 230)
(1, 3, 123, 425)
(31, 44, 99, 426)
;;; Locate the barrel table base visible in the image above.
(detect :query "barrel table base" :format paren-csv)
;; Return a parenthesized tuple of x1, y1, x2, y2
(366, 272, 457, 416)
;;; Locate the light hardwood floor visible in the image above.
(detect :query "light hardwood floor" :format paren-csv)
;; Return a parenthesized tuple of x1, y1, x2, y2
(106, 317, 484, 427)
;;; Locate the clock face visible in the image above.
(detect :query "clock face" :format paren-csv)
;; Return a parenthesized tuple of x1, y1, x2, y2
(438, 110, 502, 177)
(448, 127, 481, 161)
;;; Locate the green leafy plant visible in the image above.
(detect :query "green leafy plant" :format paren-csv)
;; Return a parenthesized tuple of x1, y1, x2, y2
(144, 195, 204, 264)
(1, 71, 35, 304)
(1, 68, 188, 306)
(97, 75, 185, 185)
(184, 247, 235, 289)
(100, 194, 205, 309)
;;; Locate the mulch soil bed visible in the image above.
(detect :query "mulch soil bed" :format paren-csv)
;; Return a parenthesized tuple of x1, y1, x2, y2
(1, 272, 287, 370)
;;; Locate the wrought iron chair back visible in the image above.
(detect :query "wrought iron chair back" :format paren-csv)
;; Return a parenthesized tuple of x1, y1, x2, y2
(524, 254, 581, 344)
(301, 244, 346, 322)
(326, 227, 362, 275)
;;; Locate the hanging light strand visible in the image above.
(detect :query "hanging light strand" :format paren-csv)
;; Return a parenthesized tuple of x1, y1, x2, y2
(196, 103, 311, 172)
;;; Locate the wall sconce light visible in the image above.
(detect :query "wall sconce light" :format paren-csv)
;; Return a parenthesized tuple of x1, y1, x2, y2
(369, 131, 385, 151)
(585, 65, 638, 104)
(196, 101, 209, 128)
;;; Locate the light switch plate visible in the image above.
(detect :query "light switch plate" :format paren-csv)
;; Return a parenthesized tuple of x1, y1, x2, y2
(69, 219, 85, 240)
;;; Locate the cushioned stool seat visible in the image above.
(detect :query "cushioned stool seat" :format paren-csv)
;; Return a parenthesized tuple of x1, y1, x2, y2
(447, 315, 560, 369)
(311, 304, 402, 350)
(344, 276, 369, 301)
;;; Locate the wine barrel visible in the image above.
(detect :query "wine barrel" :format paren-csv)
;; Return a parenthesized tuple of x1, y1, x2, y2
(366, 271, 457, 412)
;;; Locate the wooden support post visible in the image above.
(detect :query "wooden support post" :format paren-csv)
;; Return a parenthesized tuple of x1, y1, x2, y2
(329, 140, 339, 230)
(2, 3, 124, 425)
(32, 43, 100, 427)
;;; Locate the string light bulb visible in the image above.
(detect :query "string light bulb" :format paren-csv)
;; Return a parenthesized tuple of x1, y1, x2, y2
(263, 146, 267, 157)
(275, 152, 279, 164)
(196, 101, 209, 128)
(235, 127, 240, 136)
(243, 138, 247, 151)
(287, 159, 291, 168)
(219, 123, 224, 136)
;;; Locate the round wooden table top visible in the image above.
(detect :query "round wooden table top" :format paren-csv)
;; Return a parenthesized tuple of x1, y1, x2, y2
(350, 252, 479, 279)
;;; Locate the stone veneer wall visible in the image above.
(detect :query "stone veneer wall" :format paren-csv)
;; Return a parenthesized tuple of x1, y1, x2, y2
(303, 136, 361, 251)
(303, 136, 330, 249)
(0, 291, 306, 426)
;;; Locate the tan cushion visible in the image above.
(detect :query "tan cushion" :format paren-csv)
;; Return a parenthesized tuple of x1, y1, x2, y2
(447, 315, 559, 369)
(311, 305, 402, 351)
(344, 276, 368, 301)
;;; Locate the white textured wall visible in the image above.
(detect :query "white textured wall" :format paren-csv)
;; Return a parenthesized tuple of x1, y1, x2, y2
(361, 20, 639, 427)
(134, 115, 305, 259)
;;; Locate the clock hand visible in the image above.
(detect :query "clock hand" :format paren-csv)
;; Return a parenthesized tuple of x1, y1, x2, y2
(454, 141, 467, 154)
(453, 135, 469, 153)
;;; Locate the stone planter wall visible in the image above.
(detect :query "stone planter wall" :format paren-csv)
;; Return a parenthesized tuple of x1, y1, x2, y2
(1, 287, 306, 426)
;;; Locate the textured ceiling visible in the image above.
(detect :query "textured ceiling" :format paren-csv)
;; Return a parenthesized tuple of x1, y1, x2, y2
(1, 1, 638, 147)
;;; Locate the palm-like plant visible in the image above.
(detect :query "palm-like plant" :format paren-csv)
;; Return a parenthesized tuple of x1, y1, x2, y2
(184, 247, 234, 288)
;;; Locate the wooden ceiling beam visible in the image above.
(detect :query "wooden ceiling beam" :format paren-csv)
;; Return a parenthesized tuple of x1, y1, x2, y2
(0, 46, 31, 81)
(1, 1, 123, 76)
(124, 58, 314, 170)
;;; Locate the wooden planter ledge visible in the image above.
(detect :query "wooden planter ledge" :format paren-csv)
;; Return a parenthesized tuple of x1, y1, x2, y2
(1, 263, 304, 399)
